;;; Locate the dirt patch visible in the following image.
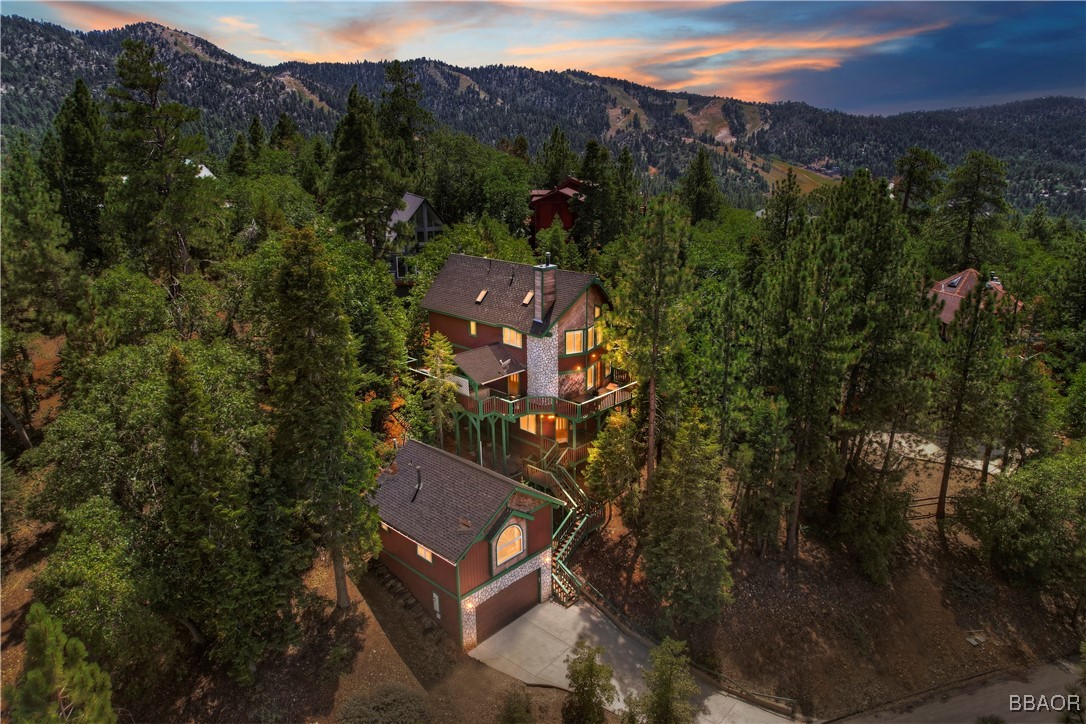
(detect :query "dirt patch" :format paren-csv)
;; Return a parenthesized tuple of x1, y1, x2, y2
(571, 496, 1072, 719)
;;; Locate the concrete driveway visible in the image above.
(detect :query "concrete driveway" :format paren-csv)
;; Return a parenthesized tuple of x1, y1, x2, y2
(469, 600, 789, 723)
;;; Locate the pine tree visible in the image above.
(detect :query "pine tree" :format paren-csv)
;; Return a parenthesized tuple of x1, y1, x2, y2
(734, 396, 794, 555)
(269, 112, 300, 151)
(608, 197, 692, 490)
(584, 409, 641, 516)
(268, 228, 381, 609)
(622, 638, 700, 724)
(894, 146, 946, 230)
(936, 151, 1009, 270)
(103, 39, 216, 289)
(419, 332, 458, 446)
(562, 640, 617, 724)
(614, 146, 641, 239)
(328, 85, 407, 259)
(934, 279, 1006, 525)
(248, 115, 266, 157)
(679, 147, 723, 225)
(160, 346, 266, 678)
(41, 78, 106, 265)
(761, 167, 806, 264)
(571, 140, 618, 254)
(537, 224, 584, 271)
(1, 136, 81, 336)
(537, 126, 578, 188)
(645, 413, 734, 629)
(6, 603, 116, 724)
(379, 60, 432, 184)
(227, 132, 251, 177)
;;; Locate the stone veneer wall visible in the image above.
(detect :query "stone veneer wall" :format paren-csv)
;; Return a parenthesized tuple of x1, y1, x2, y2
(462, 549, 552, 650)
(526, 334, 559, 397)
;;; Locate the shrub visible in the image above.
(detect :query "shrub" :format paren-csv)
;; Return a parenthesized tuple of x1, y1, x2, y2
(337, 685, 427, 724)
(497, 683, 535, 723)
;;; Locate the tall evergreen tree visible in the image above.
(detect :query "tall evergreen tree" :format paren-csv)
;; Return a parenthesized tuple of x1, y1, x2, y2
(1, 136, 81, 335)
(761, 167, 806, 264)
(679, 147, 723, 225)
(248, 115, 265, 157)
(645, 413, 734, 629)
(328, 85, 407, 259)
(934, 279, 1007, 524)
(571, 140, 618, 254)
(268, 228, 382, 609)
(159, 346, 266, 678)
(103, 39, 216, 289)
(40, 78, 106, 265)
(379, 60, 432, 184)
(537, 126, 578, 188)
(936, 151, 1009, 270)
(894, 146, 946, 231)
(584, 409, 641, 516)
(6, 604, 116, 724)
(608, 197, 692, 489)
(419, 331, 458, 446)
(269, 112, 300, 150)
(227, 132, 251, 177)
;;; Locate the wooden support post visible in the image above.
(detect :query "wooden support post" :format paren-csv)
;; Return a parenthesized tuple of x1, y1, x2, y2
(475, 418, 483, 465)
(454, 412, 462, 455)
(501, 420, 509, 476)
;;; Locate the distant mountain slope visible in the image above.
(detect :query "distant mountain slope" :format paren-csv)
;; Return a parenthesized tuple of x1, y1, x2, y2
(3, 16, 1084, 218)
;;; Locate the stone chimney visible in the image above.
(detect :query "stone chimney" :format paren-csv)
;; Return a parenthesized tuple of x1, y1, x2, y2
(533, 252, 557, 324)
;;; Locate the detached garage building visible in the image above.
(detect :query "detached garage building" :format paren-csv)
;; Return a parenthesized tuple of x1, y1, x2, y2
(374, 440, 560, 649)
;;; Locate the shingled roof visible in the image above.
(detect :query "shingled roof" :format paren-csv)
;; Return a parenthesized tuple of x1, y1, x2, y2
(454, 343, 525, 384)
(420, 254, 597, 335)
(930, 268, 1022, 326)
(374, 440, 558, 562)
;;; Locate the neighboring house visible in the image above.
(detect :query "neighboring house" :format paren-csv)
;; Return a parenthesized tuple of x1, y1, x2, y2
(930, 268, 1022, 336)
(388, 192, 444, 281)
(529, 177, 583, 236)
(418, 254, 634, 480)
(374, 439, 560, 649)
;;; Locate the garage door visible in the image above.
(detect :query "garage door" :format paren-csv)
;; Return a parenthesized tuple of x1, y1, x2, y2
(475, 571, 539, 645)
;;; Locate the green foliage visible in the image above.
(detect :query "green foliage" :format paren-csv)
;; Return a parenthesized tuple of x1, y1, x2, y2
(537, 224, 584, 271)
(33, 497, 180, 696)
(562, 640, 617, 724)
(498, 683, 535, 724)
(5, 603, 117, 724)
(1, 325, 39, 448)
(328, 85, 407, 259)
(733, 396, 793, 554)
(584, 409, 642, 512)
(337, 685, 427, 724)
(420, 332, 459, 446)
(894, 146, 946, 231)
(269, 112, 301, 151)
(679, 147, 723, 225)
(40, 78, 106, 265)
(645, 414, 734, 629)
(932, 151, 1009, 271)
(227, 132, 251, 177)
(379, 60, 432, 185)
(536, 126, 578, 188)
(1066, 364, 1086, 438)
(1, 135, 81, 336)
(103, 39, 219, 278)
(835, 467, 912, 584)
(622, 638, 701, 724)
(955, 444, 1086, 591)
(268, 228, 382, 608)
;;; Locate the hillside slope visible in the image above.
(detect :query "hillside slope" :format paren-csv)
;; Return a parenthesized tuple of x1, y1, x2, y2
(2, 16, 1084, 217)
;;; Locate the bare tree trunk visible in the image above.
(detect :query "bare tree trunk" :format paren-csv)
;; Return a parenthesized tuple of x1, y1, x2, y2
(786, 471, 803, 556)
(1, 401, 33, 450)
(331, 544, 351, 610)
(645, 374, 656, 496)
(936, 434, 958, 540)
(880, 420, 899, 481)
(979, 444, 993, 488)
(179, 617, 207, 647)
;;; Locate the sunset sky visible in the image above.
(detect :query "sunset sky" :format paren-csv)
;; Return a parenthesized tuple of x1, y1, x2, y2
(7, 1, 1085, 114)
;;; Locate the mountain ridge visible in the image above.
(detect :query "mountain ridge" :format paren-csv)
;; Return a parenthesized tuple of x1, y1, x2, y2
(3, 15, 1085, 217)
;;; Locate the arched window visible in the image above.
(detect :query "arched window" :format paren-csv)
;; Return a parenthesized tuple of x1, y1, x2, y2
(495, 522, 525, 565)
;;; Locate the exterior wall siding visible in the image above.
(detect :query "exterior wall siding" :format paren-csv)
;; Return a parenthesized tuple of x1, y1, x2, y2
(428, 311, 511, 358)
(378, 526, 458, 593)
(458, 505, 553, 594)
(380, 550, 461, 640)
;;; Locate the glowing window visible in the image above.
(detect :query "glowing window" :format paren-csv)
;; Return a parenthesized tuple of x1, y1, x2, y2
(565, 330, 585, 354)
(503, 328, 523, 348)
(496, 523, 525, 565)
(417, 544, 433, 563)
(469, 320, 477, 336)
(519, 415, 538, 434)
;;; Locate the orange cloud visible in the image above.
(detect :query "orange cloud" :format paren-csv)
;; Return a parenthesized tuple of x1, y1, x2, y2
(218, 16, 258, 33)
(41, 1, 151, 31)
(495, 0, 722, 18)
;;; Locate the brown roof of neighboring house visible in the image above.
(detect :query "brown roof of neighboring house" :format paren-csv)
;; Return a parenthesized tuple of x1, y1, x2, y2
(454, 343, 525, 385)
(374, 440, 558, 562)
(420, 254, 598, 335)
(929, 268, 1022, 326)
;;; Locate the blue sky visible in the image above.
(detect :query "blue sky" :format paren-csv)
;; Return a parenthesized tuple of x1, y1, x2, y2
(7, 1, 1085, 114)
